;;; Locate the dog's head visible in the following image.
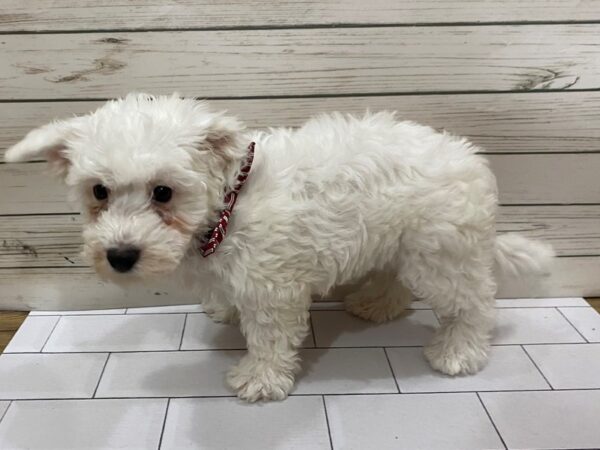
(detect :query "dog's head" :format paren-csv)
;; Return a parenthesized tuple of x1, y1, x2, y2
(5, 93, 246, 282)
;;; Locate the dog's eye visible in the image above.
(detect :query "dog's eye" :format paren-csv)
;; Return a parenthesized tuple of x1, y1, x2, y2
(153, 186, 172, 203)
(92, 184, 109, 200)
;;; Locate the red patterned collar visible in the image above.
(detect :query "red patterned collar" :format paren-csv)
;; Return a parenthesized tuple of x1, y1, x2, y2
(199, 142, 255, 257)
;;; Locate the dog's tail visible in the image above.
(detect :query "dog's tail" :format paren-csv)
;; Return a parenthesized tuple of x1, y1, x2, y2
(494, 233, 555, 277)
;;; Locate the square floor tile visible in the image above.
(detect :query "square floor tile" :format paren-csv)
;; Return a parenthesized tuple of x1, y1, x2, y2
(126, 304, 203, 314)
(493, 308, 584, 344)
(0, 353, 107, 399)
(180, 314, 246, 350)
(4, 316, 58, 353)
(162, 397, 330, 450)
(43, 314, 185, 352)
(558, 307, 600, 342)
(181, 313, 314, 350)
(525, 343, 600, 389)
(495, 297, 588, 308)
(326, 393, 503, 450)
(312, 310, 438, 347)
(30, 309, 126, 315)
(481, 390, 600, 450)
(293, 348, 397, 395)
(0, 399, 166, 450)
(387, 346, 549, 392)
(95, 351, 241, 398)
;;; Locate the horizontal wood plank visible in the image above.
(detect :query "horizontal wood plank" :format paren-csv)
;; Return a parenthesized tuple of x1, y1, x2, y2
(0, 164, 78, 214)
(2, 154, 599, 214)
(0, 267, 186, 310)
(0, 256, 597, 310)
(2, 92, 600, 157)
(495, 206, 600, 256)
(0, 310, 28, 352)
(0, 214, 82, 267)
(1, 25, 599, 99)
(488, 154, 600, 205)
(2, 1, 599, 32)
(496, 256, 600, 298)
(1, 205, 598, 268)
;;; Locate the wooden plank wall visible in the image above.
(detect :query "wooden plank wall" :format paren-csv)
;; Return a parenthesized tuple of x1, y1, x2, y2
(0, 1, 599, 309)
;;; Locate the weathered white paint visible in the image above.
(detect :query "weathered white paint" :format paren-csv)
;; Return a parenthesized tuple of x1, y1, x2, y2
(2, 154, 599, 215)
(2, 92, 600, 157)
(2, 205, 599, 268)
(0, 26, 597, 99)
(1, 2, 598, 306)
(1, 0, 598, 32)
(0, 256, 597, 311)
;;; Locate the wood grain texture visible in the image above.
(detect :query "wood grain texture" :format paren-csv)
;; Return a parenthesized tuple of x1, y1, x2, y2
(2, 205, 599, 268)
(0, 256, 598, 311)
(1, 25, 598, 100)
(1, 0, 599, 32)
(488, 153, 600, 205)
(0, 164, 78, 214)
(0, 310, 28, 352)
(0, 310, 28, 331)
(2, 92, 600, 156)
(0, 267, 185, 310)
(586, 298, 600, 313)
(1, 2, 598, 306)
(0, 214, 82, 267)
(3, 154, 599, 214)
(495, 256, 600, 298)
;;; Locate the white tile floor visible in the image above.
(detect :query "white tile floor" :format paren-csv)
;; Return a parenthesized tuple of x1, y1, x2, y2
(0, 298, 597, 449)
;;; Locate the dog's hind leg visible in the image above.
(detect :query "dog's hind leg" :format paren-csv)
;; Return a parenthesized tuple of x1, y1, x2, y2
(344, 271, 413, 323)
(398, 228, 497, 376)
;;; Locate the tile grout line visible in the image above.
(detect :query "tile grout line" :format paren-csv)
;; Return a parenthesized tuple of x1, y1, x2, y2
(40, 316, 62, 352)
(521, 345, 553, 390)
(556, 307, 589, 343)
(309, 314, 318, 348)
(31, 311, 198, 317)
(157, 398, 171, 450)
(321, 396, 334, 450)
(178, 314, 189, 350)
(3, 388, 600, 402)
(25, 303, 595, 318)
(92, 353, 111, 398)
(382, 348, 401, 393)
(476, 392, 508, 450)
(5, 341, 595, 356)
(0, 401, 12, 425)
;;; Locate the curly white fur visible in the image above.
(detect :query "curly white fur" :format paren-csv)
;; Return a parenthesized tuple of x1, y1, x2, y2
(5, 93, 554, 401)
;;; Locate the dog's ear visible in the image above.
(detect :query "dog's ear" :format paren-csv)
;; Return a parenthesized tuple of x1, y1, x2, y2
(195, 110, 246, 164)
(4, 118, 84, 179)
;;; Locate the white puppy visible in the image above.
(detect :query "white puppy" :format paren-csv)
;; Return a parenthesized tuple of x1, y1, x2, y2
(5, 93, 553, 401)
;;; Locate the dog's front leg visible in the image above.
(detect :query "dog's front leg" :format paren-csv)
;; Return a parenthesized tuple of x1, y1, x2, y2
(201, 289, 239, 325)
(227, 289, 311, 402)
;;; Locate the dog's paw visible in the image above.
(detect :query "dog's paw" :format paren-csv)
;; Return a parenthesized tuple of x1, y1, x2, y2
(424, 340, 489, 376)
(227, 356, 294, 402)
(344, 295, 406, 323)
(204, 305, 240, 325)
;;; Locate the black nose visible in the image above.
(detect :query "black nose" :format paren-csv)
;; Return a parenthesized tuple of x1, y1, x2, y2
(106, 247, 140, 273)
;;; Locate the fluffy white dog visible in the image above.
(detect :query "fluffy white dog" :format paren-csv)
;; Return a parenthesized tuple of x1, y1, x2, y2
(5, 93, 553, 401)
